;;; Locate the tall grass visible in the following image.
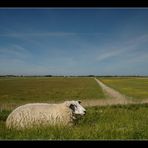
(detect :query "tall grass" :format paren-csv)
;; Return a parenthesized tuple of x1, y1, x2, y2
(1, 104, 148, 140)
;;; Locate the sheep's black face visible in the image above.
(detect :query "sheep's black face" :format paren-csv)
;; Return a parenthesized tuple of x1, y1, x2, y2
(66, 101, 86, 116)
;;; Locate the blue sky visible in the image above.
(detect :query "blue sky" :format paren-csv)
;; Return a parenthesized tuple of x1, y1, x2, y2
(0, 8, 148, 75)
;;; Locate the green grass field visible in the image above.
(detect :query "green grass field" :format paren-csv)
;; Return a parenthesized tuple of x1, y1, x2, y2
(0, 104, 148, 140)
(0, 77, 105, 105)
(99, 77, 148, 99)
(1, 77, 148, 140)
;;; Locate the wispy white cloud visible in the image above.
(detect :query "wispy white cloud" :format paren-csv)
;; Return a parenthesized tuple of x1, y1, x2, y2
(95, 34, 148, 62)
(0, 32, 77, 37)
(0, 44, 32, 61)
(0, 31, 105, 38)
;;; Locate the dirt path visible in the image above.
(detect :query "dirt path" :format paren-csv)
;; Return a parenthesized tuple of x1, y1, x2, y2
(82, 98, 148, 107)
(94, 78, 127, 100)
(82, 78, 148, 107)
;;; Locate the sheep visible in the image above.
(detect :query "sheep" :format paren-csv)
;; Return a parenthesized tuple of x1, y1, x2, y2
(6, 100, 86, 130)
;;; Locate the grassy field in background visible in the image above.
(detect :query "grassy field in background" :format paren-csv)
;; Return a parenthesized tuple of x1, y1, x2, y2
(0, 77, 105, 105)
(0, 104, 148, 140)
(99, 77, 148, 99)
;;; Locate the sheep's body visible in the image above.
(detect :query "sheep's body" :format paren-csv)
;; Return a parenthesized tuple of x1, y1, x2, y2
(6, 103, 72, 129)
(6, 102, 74, 130)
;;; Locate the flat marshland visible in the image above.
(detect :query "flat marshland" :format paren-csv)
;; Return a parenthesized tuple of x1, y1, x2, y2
(0, 77, 148, 140)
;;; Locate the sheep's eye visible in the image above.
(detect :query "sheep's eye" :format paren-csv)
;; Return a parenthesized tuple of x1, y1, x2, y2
(69, 104, 75, 111)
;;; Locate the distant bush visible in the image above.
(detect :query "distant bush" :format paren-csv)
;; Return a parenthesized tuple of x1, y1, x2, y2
(44, 75, 52, 77)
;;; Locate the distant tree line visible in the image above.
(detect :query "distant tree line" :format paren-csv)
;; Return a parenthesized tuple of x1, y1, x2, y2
(0, 75, 147, 77)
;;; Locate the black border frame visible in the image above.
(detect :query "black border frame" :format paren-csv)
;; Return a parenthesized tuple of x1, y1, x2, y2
(0, 0, 148, 7)
(0, 0, 148, 146)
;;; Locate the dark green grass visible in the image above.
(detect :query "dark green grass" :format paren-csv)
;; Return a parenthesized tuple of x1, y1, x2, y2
(1, 104, 148, 140)
(0, 77, 105, 104)
(98, 77, 148, 99)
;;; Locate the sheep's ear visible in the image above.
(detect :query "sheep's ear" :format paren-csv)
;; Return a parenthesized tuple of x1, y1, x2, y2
(78, 100, 81, 104)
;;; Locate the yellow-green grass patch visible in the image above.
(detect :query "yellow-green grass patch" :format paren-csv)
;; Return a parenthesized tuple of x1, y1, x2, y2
(99, 77, 148, 99)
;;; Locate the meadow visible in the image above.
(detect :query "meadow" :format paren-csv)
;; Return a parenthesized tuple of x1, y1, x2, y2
(0, 77, 105, 109)
(0, 77, 148, 140)
(0, 104, 148, 140)
(99, 77, 148, 99)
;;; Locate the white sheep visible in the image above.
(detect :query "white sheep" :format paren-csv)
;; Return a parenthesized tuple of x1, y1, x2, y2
(6, 100, 86, 130)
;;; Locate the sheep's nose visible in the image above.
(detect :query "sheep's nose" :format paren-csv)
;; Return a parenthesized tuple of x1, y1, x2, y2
(84, 111, 86, 114)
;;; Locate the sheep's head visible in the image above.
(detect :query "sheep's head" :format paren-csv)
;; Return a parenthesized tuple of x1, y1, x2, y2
(65, 100, 86, 117)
